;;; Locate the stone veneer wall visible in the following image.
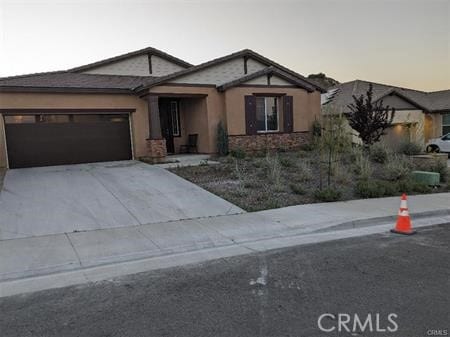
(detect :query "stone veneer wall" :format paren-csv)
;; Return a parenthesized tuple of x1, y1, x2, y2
(146, 139, 167, 162)
(228, 132, 310, 152)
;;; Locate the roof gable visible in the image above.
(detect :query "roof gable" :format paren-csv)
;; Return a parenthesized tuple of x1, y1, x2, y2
(323, 80, 450, 113)
(138, 49, 325, 92)
(216, 67, 315, 92)
(69, 47, 192, 75)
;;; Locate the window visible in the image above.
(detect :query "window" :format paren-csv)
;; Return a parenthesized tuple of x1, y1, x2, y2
(72, 114, 128, 123)
(170, 101, 180, 136)
(255, 96, 279, 132)
(36, 115, 70, 123)
(4, 115, 36, 124)
(442, 113, 450, 135)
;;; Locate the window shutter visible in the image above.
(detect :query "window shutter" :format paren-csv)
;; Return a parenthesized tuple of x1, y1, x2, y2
(283, 95, 293, 133)
(245, 95, 257, 135)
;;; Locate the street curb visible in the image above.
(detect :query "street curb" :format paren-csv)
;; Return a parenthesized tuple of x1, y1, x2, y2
(1, 216, 448, 299)
(311, 209, 450, 233)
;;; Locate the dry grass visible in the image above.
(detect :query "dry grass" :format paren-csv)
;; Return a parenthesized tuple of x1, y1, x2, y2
(170, 149, 449, 212)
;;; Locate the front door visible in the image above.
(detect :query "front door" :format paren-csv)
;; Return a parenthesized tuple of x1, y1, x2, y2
(159, 99, 180, 154)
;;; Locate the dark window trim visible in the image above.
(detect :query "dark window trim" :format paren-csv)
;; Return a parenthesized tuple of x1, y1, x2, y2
(244, 56, 248, 74)
(255, 96, 280, 133)
(170, 100, 181, 137)
(0, 108, 136, 115)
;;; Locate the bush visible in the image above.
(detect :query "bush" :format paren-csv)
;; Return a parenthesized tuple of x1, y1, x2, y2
(397, 178, 432, 194)
(381, 154, 412, 181)
(280, 156, 296, 168)
(355, 180, 386, 198)
(295, 161, 313, 182)
(312, 119, 322, 138)
(353, 154, 373, 180)
(369, 143, 389, 163)
(216, 121, 229, 156)
(265, 153, 282, 187)
(415, 159, 448, 183)
(299, 143, 315, 152)
(355, 180, 396, 198)
(398, 141, 422, 156)
(314, 188, 342, 202)
(290, 184, 306, 195)
(230, 148, 246, 159)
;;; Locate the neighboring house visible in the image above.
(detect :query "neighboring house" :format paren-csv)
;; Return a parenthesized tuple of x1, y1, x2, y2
(322, 80, 450, 148)
(0, 47, 324, 169)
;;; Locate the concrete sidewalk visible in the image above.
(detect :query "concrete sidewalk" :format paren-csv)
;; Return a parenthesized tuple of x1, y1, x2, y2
(1, 192, 449, 296)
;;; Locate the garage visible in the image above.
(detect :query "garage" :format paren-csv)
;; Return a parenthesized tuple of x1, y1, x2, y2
(3, 111, 133, 168)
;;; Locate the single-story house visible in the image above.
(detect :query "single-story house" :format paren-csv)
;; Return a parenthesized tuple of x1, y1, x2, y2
(0, 47, 324, 169)
(322, 80, 450, 147)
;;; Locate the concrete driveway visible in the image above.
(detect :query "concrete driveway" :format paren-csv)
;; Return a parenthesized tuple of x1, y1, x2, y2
(0, 161, 243, 240)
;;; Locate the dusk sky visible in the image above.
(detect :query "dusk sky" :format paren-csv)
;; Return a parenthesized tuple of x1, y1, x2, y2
(0, 0, 448, 91)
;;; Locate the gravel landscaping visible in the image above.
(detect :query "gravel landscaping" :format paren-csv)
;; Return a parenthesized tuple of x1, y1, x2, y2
(170, 147, 450, 212)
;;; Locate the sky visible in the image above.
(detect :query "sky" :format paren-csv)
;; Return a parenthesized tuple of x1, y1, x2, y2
(0, 0, 448, 91)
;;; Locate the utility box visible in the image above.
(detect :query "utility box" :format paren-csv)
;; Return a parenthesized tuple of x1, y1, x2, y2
(412, 171, 440, 186)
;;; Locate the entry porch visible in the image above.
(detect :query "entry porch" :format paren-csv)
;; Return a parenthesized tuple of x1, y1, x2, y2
(145, 93, 210, 161)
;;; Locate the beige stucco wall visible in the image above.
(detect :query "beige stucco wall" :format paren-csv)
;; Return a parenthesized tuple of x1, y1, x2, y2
(340, 109, 442, 147)
(0, 92, 149, 168)
(224, 87, 321, 136)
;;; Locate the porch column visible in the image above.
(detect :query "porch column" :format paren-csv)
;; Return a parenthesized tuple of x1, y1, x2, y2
(146, 95, 167, 162)
(148, 95, 162, 139)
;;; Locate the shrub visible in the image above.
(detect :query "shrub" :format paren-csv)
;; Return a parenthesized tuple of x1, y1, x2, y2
(299, 143, 315, 152)
(369, 143, 389, 163)
(415, 159, 448, 183)
(314, 188, 342, 202)
(216, 121, 229, 156)
(355, 180, 386, 198)
(353, 154, 373, 180)
(290, 184, 306, 195)
(397, 178, 432, 194)
(280, 156, 296, 168)
(295, 161, 313, 182)
(230, 148, 246, 159)
(312, 119, 322, 138)
(265, 153, 282, 187)
(398, 141, 422, 156)
(381, 154, 412, 181)
(355, 179, 398, 198)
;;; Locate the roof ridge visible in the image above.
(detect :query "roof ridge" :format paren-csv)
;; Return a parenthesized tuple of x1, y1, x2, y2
(353, 79, 427, 94)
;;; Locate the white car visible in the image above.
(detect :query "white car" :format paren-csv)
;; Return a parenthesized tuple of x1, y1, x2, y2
(426, 133, 450, 153)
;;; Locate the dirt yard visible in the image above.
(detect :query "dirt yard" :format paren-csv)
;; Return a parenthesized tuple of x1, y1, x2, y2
(170, 149, 449, 211)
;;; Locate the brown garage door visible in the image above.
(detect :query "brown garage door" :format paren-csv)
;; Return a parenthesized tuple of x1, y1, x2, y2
(4, 113, 132, 168)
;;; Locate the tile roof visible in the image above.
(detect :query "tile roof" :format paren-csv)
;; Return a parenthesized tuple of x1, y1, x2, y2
(0, 71, 154, 93)
(324, 80, 450, 113)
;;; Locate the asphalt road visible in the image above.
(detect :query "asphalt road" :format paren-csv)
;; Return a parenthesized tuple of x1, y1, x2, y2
(0, 224, 448, 337)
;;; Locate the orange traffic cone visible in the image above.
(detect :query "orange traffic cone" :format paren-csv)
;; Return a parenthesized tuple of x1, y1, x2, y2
(391, 193, 416, 235)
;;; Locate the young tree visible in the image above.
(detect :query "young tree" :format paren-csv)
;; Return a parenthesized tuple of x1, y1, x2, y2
(347, 84, 395, 147)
